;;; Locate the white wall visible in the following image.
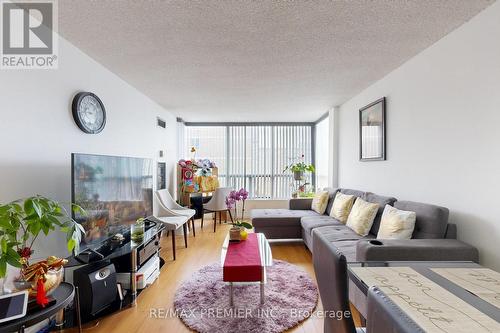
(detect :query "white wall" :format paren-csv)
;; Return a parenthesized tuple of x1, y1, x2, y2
(338, 1, 500, 270)
(0, 37, 177, 260)
(329, 107, 339, 188)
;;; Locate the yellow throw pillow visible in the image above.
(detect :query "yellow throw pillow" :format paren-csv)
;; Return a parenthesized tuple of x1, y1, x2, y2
(329, 192, 356, 224)
(311, 191, 329, 215)
(346, 198, 379, 236)
(377, 205, 417, 239)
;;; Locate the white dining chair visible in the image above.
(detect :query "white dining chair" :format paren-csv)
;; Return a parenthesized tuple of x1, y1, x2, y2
(150, 189, 196, 260)
(156, 189, 196, 223)
(202, 187, 234, 232)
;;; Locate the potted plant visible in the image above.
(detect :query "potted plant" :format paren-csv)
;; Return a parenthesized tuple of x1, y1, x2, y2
(283, 155, 315, 181)
(131, 218, 145, 243)
(0, 195, 85, 299)
(225, 188, 253, 241)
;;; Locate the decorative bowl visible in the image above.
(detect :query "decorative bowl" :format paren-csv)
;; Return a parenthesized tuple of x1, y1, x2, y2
(15, 267, 64, 298)
(29, 267, 64, 297)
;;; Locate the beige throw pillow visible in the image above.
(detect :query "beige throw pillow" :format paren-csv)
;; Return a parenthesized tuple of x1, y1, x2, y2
(311, 191, 329, 215)
(329, 192, 356, 224)
(346, 198, 379, 236)
(377, 205, 417, 239)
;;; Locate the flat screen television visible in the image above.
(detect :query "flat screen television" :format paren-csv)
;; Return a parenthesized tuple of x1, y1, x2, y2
(71, 153, 154, 253)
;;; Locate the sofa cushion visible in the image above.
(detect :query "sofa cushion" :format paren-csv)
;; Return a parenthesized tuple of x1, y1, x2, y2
(323, 187, 340, 216)
(346, 197, 379, 237)
(301, 215, 342, 236)
(250, 209, 320, 227)
(393, 201, 449, 239)
(311, 191, 329, 214)
(312, 225, 374, 262)
(377, 205, 416, 240)
(329, 192, 356, 223)
(289, 198, 313, 210)
(313, 225, 374, 242)
(363, 192, 397, 236)
(340, 188, 366, 198)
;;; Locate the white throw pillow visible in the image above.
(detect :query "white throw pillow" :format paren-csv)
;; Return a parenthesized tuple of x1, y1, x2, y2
(329, 192, 356, 224)
(311, 191, 329, 215)
(346, 198, 379, 236)
(377, 205, 417, 240)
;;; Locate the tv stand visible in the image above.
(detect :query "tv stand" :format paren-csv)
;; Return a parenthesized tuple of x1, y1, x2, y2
(63, 221, 165, 327)
(74, 248, 105, 264)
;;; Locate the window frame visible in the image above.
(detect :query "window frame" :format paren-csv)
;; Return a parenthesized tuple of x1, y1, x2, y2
(184, 122, 316, 199)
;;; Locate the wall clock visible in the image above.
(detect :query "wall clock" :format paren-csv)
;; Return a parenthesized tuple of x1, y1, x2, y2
(72, 92, 106, 134)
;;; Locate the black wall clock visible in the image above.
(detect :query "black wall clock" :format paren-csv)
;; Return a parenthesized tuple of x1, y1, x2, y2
(72, 92, 106, 134)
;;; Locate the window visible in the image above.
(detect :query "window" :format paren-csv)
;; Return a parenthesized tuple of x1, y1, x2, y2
(315, 116, 329, 190)
(183, 124, 313, 199)
(184, 126, 227, 185)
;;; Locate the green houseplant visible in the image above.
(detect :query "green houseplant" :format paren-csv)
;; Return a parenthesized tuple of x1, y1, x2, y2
(283, 155, 315, 198)
(283, 154, 315, 179)
(0, 195, 85, 281)
(283, 161, 315, 181)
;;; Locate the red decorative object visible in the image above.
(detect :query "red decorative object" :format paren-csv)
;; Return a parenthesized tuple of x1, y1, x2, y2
(17, 247, 33, 259)
(36, 278, 48, 307)
(182, 167, 193, 180)
(223, 233, 262, 282)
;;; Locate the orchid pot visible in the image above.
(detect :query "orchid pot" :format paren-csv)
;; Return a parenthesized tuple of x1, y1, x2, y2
(225, 188, 253, 241)
(229, 227, 241, 241)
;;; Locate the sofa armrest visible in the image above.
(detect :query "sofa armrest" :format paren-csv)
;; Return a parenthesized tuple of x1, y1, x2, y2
(356, 239, 479, 262)
(289, 198, 313, 210)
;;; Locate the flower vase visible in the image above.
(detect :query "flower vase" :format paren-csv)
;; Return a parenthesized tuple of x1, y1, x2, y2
(229, 227, 241, 242)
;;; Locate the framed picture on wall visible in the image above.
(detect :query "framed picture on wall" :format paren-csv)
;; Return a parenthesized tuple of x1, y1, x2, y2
(359, 97, 386, 161)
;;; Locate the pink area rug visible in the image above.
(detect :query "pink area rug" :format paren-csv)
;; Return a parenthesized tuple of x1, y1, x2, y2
(174, 260, 318, 333)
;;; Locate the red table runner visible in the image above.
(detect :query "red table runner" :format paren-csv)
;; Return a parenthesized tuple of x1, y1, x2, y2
(223, 233, 263, 282)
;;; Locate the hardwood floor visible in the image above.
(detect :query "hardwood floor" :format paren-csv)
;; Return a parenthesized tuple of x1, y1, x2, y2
(68, 218, 362, 332)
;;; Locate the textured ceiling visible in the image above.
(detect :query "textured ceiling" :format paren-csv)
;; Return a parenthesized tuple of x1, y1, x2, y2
(58, 0, 494, 122)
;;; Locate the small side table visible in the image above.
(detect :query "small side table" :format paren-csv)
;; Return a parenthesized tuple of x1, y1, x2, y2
(0, 282, 75, 333)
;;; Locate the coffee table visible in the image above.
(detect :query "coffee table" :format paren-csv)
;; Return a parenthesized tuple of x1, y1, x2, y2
(221, 233, 272, 306)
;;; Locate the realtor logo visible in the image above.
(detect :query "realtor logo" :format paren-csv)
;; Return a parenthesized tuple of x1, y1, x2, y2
(1, 0, 58, 69)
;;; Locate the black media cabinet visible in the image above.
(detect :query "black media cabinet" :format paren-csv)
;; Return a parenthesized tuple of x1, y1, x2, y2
(62, 220, 165, 328)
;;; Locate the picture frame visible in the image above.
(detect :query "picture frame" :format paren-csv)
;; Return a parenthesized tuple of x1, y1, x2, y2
(359, 97, 386, 161)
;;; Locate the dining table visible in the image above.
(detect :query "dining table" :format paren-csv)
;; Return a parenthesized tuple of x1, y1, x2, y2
(347, 260, 500, 331)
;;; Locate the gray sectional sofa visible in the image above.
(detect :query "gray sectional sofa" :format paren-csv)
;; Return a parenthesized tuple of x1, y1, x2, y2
(251, 188, 478, 262)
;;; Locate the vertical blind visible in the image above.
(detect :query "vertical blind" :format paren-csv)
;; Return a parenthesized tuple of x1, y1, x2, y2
(184, 125, 313, 199)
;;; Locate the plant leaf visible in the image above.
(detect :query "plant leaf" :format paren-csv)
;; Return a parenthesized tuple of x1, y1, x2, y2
(0, 216, 13, 230)
(47, 215, 62, 226)
(0, 258, 6, 278)
(239, 222, 253, 229)
(67, 238, 76, 253)
(5, 249, 21, 268)
(0, 206, 9, 215)
(0, 238, 7, 253)
(32, 199, 43, 218)
(24, 198, 35, 216)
